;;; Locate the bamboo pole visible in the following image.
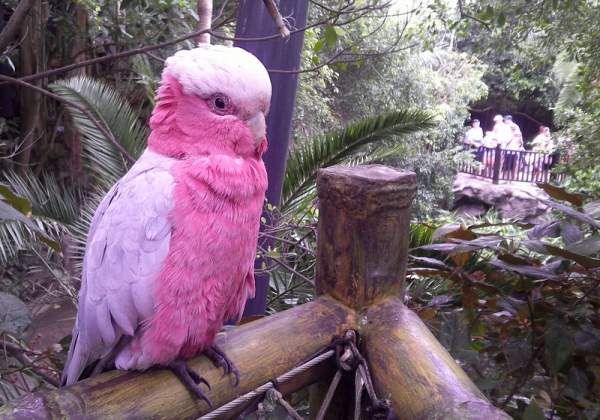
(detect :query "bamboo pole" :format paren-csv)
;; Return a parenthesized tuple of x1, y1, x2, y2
(315, 165, 510, 419)
(0, 297, 355, 419)
(363, 298, 510, 419)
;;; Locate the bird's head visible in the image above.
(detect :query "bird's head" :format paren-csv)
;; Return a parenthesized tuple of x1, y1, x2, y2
(148, 45, 271, 159)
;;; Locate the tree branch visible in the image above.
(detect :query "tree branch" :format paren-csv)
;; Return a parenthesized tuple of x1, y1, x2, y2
(457, 0, 491, 30)
(262, 0, 290, 38)
(0, 0, 36, 55)
(3, 4, 391, 85)
(2, 341, 60, 388)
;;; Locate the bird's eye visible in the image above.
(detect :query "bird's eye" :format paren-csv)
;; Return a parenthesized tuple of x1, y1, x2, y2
(208, 93, 232, 115)
(215, 97, 226, 109)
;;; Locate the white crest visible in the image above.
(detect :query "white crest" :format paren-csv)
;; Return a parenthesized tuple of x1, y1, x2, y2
(163, 45, 272, 114)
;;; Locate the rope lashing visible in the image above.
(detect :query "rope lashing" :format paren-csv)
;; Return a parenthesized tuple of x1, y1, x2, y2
(199, 330, 394, 419)
(197, 349, 335, 419)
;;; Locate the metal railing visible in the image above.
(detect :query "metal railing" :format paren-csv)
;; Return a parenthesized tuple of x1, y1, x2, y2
(458, 144, 566, 184)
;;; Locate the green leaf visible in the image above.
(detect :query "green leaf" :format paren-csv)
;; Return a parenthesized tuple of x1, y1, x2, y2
(496, 12, 506, 26)
(0, 194, 62, 255)
(544, 199, 600, 229)
(504, 339, 531, 371)
(0, 200, 42, 233)
(0, 292, 32, 335)
(523, 399, 545, 420)
(324, 25, 338, 48)
(574, 327, 600, 353)
(0, 185, 32, 215)
(560, 222, 583, 245)
(564, 367, 591, 400)
(479, 5, 494, 21)
(490, 259, 558, 280)
(542, 243, 600, 269)
(439, 311, 471, 355)
(333, 26, 345, 36)
(583, 200, 600, 218)
(313, 39, 324, 53)
(545, 320, 574, 374)
(527, 221, 561, 240)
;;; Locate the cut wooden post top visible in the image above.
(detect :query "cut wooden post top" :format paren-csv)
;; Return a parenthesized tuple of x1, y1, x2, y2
(317, 165, 416, 218)
(316, 165, 417, 309)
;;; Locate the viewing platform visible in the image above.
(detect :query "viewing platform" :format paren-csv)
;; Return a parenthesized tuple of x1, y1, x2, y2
(458, 144, 565, 184)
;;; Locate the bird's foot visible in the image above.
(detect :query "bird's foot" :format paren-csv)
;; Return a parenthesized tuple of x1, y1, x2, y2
(204, 344, 240, 386)
(169, 359, 212, 406)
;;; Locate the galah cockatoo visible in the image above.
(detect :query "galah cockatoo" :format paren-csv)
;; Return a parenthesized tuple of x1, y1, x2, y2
(62, 45, 271, 405)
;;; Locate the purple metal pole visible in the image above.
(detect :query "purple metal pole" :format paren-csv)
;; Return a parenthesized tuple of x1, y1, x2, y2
(235, 1, 309, 316)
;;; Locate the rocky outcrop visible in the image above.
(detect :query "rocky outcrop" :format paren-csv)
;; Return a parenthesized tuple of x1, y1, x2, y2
(452, 173, 550, 223)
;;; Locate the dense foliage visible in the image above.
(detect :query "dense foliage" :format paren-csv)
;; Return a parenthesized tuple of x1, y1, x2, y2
(410, 184, 600, 418)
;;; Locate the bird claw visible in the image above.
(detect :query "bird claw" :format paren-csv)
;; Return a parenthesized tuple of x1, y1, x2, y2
(187, 368, 210, 389)
(169, 360, 212, 406)
(205, 344, 240, 387)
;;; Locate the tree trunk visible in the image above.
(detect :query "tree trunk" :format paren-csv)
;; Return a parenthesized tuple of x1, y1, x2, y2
(17, 0, 46, 170)
(63, 2, 88, 182)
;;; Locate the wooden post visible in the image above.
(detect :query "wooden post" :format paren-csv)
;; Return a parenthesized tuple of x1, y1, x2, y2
(315, 165, 510, 419)
(492, 144, 502, 184)
(316, 165, 417, 307)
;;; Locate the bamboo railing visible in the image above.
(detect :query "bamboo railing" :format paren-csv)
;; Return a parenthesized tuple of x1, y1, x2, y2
(0, 165, 510, 419)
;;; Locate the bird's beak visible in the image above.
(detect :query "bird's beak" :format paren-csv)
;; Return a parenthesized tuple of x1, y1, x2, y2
(247, 112, 266, 147)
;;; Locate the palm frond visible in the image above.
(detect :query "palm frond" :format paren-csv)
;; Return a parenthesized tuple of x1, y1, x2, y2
(132, 54, 159, 107)
(68, 190, 105, 275)
(50, 76, 148, 188)
(409, 223, 436, 248)
(3, 170, 80, 224)
(0, 171, 78, 265)
(282, 110, 435, 213)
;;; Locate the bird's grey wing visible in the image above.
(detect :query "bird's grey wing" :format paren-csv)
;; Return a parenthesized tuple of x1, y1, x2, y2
(62, 151, 175, 385)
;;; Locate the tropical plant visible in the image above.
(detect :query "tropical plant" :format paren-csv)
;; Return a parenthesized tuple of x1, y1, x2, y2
(409, 184, 600, 418)
(49, 77, 148, 187)
(282, 110, 435, 214)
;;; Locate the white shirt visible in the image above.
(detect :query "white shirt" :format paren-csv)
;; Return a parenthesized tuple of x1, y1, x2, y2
(465, 126, 484, 146)
(493, 122, 512, 148)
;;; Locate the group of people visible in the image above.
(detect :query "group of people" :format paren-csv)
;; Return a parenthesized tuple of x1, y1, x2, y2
(463, 114, 558, 178)
(464, 114, 524, 150)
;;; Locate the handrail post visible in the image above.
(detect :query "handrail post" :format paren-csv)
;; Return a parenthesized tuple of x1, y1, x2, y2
(316, 165, 416, 306)
(492, 144, 502, 184)
(315, 165, 510, 419)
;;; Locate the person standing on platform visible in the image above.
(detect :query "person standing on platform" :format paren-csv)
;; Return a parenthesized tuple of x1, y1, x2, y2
(502, 115, 524, 178)
(464, 118, 484, 162)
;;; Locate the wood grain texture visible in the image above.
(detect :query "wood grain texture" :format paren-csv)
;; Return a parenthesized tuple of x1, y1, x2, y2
(0, 297, 356, 420)
(316, 165, 417, 309)
(316, 165, 508, 419)
(361, 297, 511, 420)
